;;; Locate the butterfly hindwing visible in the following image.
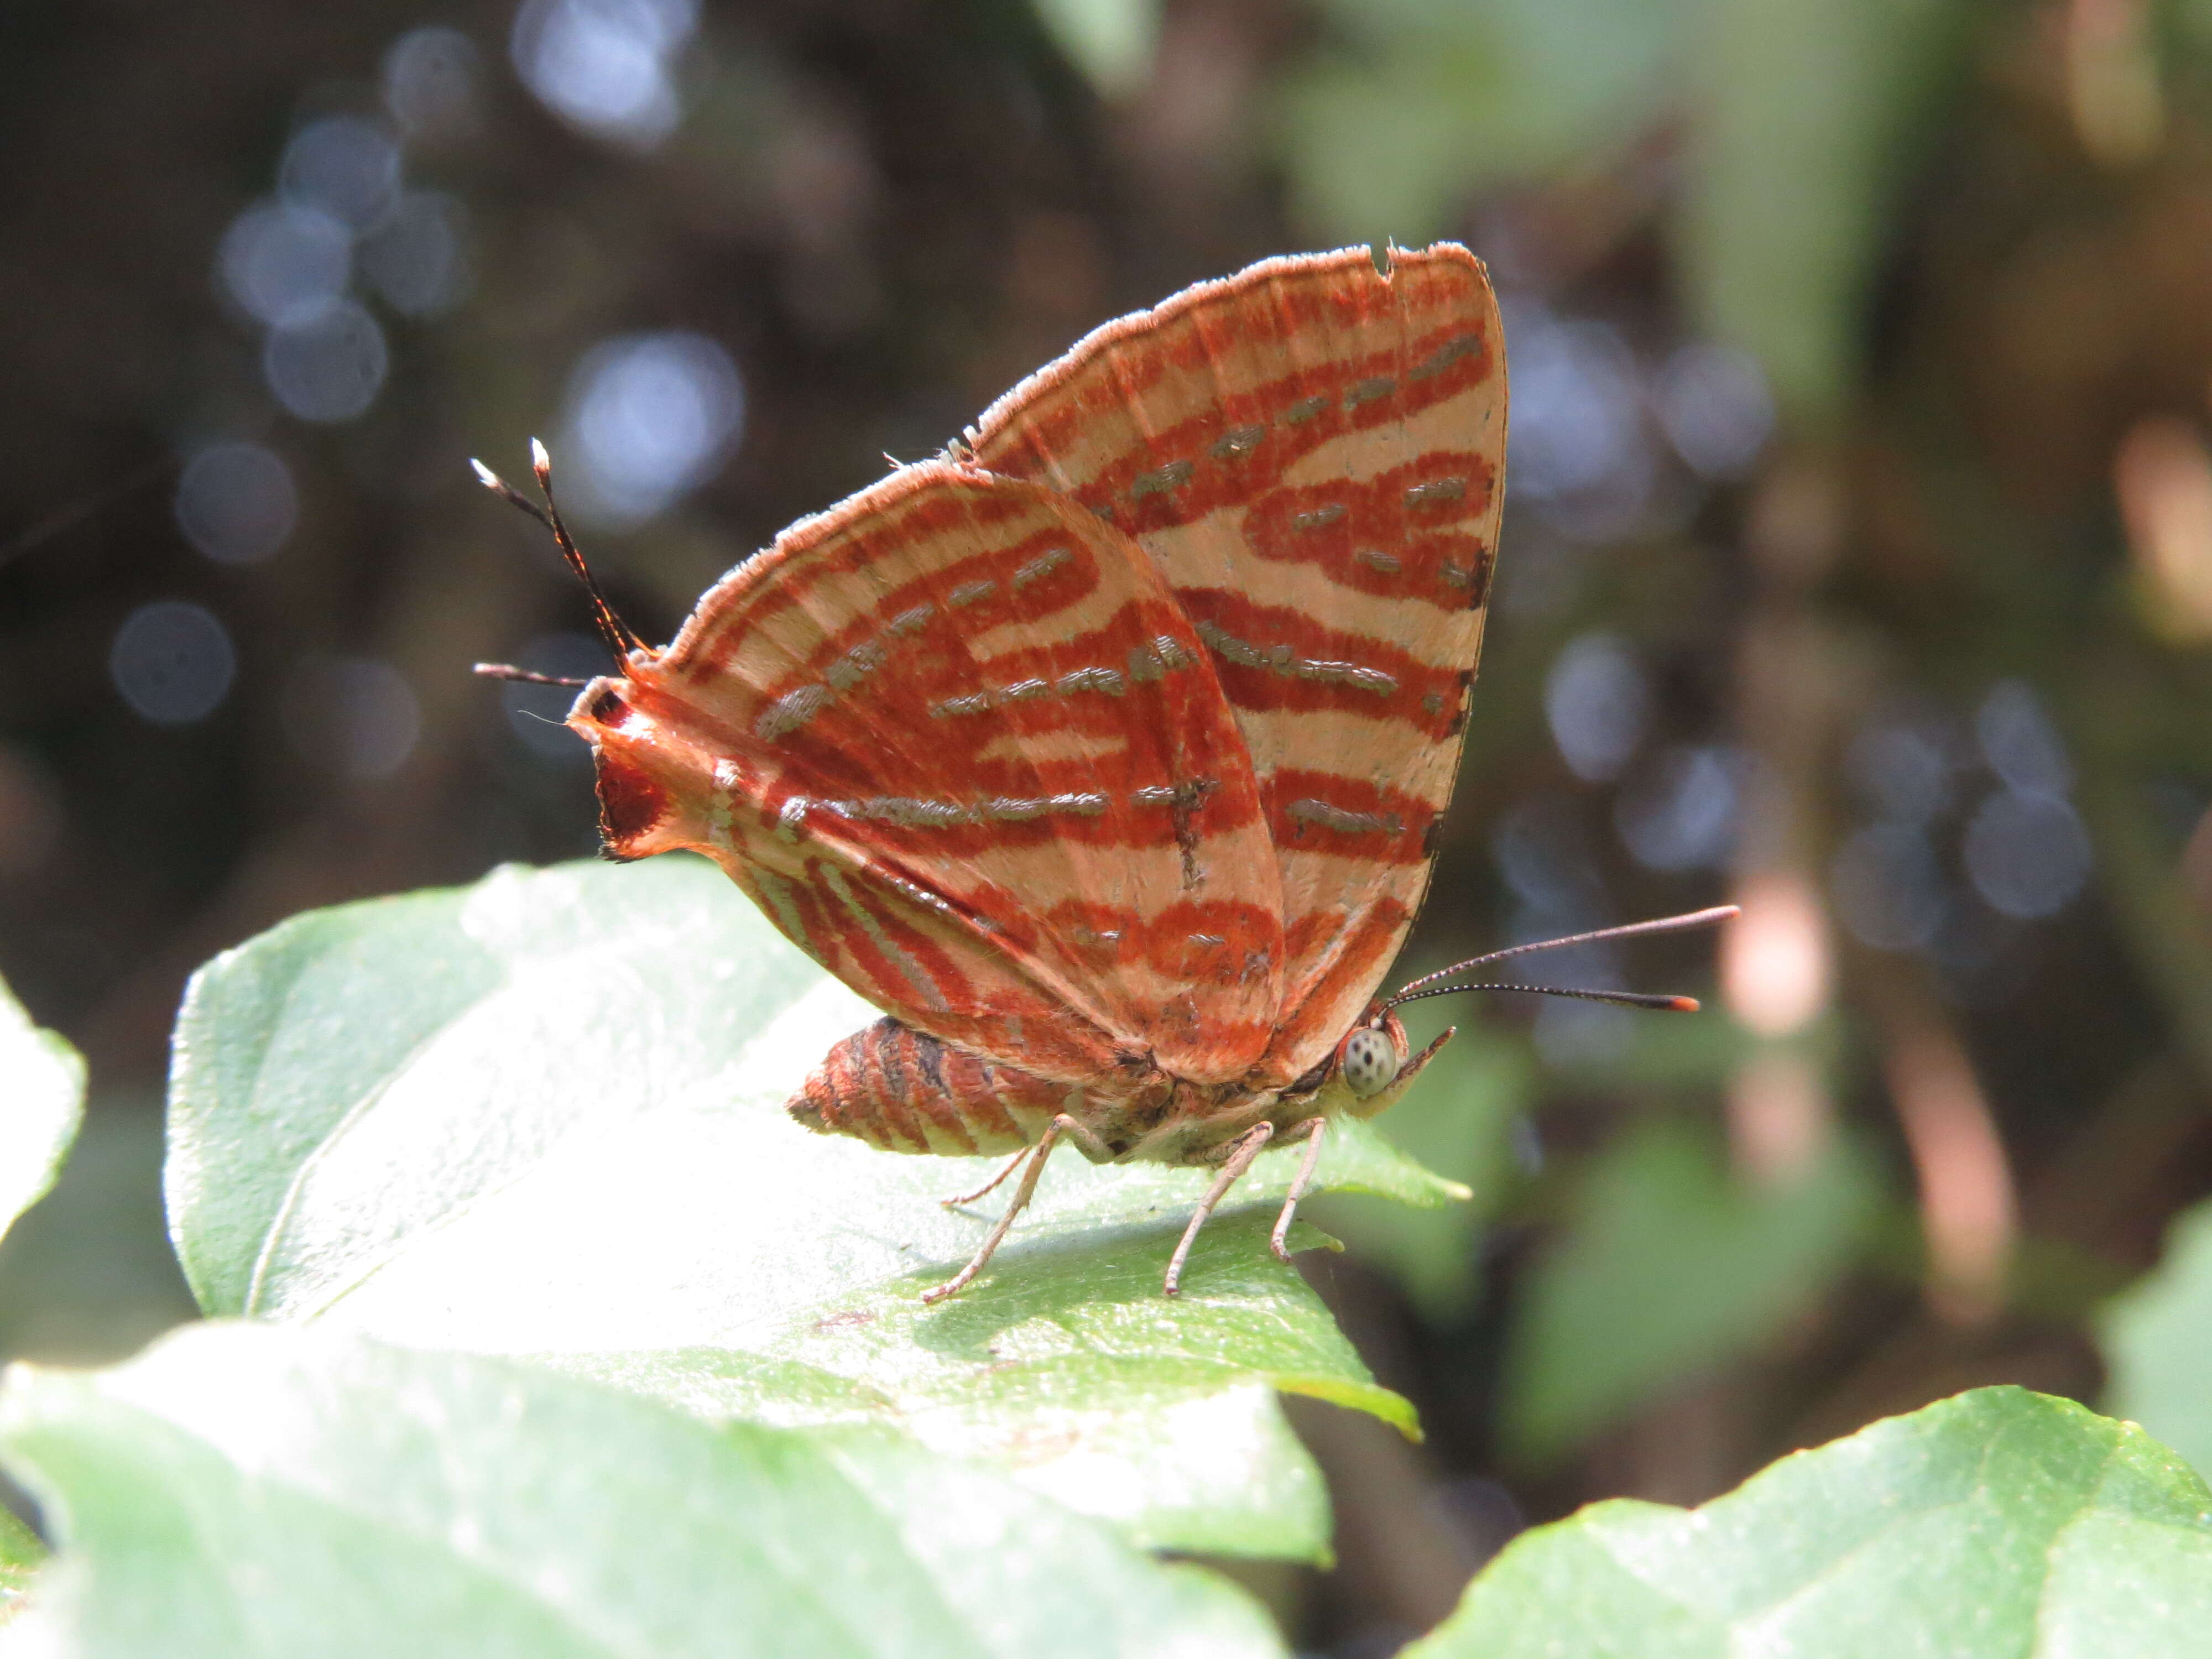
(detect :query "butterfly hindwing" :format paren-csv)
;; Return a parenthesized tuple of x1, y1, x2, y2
(967, 243, 1505, 1083)
(571, 462, 1286, 1084)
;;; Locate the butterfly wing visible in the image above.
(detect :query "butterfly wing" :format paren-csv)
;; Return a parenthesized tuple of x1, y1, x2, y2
(966, 243, 1505, 1086)
(571, 461, 1285, 1086)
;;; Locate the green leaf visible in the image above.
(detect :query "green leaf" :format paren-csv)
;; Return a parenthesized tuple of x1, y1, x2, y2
(1500, 1118, 1879, 1463)
(166, 858, 1467, 1559)
(0, 1104, 199, 1371)
(2102, 1196, 2212, 1480)
(1677, 0, 1975, 417)
(1276, 0, 1688, 244)
(0, 973, 83, 1251)
(1406, 1387, 2212, 1657)
(1030, 0, 1160, 99)
(0, 1321, 1286, 1658)
(0, 1503, 40, 1625)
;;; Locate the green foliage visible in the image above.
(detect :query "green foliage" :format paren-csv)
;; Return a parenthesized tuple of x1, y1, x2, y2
(164, 857, 1460, 1559)
(1677, 0, 1976, 416)
(0, 972, 84, 1254)
(1277, 0, 1686, 245)
(1030, 0, 1161, 98)
(0, 1508, 35, 1620)
(1407, 1387, 2212, 1656)
(2102, 1196, 2212, 1480)
(0, 973, 86, 1614)
(1272, 0, 1975, 416)
(1501, 1118, 1879, 1463)
(0, 1321, 1285, 1658)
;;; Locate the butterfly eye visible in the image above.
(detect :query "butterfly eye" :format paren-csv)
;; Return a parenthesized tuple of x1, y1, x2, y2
(1339, 1025, 1400, 1099)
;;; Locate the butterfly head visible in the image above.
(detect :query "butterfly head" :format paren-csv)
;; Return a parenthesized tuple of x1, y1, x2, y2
(1338, 1016, 1404, 1099)
(563, 667, 737, 867)
(471, 441, 695, 860)
(1300, 1007, 1451, 1121)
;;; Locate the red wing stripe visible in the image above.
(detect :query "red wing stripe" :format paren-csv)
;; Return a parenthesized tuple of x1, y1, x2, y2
(1240, 453, 1498, 609)
(760, 781, 1256, 861)
(1095, 339, 1491, 538)
(927, 640, 1193, 718)
(1265, 769, 1436, 865)
(1286, 799, 1402, 835)
(1194, 619, 1398, 697)
(1182, 593, 1465, 739)
(819, 865, 954, 1016)
(971, 258, 1496, 523)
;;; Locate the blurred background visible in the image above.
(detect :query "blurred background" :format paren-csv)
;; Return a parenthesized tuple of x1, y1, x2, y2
(6, 0, 2212, 1650)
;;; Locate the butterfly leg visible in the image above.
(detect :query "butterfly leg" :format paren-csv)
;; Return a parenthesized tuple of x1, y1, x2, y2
(923, 1114, 1108, 1304)
(940, 1147, 1029, 1209)
(1269, 1117, 1329, 1264)
(940, 1113, 1112, 1208)
(1163, 1121, 1276, 1297)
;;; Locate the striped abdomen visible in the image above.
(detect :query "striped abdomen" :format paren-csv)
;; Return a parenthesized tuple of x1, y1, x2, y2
(787, 1019, 1070, 1155)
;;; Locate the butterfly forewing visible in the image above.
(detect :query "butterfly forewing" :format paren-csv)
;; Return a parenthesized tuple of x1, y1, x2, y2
(967, 244, 1506, 1083)
(572, 462, 1286, 1084)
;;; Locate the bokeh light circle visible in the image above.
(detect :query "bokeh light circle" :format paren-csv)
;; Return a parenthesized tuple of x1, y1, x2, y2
(1615, 745, 1743, 871)
(110, 601, 237, 726)
(284, 654, 421, 780)
(1832, 822, 1947, 951)
(1975, 680, 2074, 797)
(562, 330, 744, 523)
(358, 191, 471, 317)
(383, 27, 481, 141)
(174, 442, 298, 566)
(278, 115, 402, 232)
(1965, 790, 2093, 919)
(216, 200, 350, 327)
(1653, 343, 1775, 480)
(510, 0, 698, 147)
(263, 301, 389, 422)
(1846, 722, 1955, 826)
(1545, 632, 1650, 783)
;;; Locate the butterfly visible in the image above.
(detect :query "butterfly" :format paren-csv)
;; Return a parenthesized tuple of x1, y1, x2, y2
(477, 243, 1725, 1303)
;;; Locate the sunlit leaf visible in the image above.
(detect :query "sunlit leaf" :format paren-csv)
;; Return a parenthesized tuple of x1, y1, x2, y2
(2102, 1195, 2212, 1479)
(0, 1322, 1286, 1658)
(0, 974, 82, 1253)
(1407, 1387, 2212, 1656)
(166, 858, 1468, 1559)
(1500, 1118, 1879, 1463)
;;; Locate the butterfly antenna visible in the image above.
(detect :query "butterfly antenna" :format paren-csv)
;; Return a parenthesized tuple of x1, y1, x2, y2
(1381, 904, 1738, 1016)
(470, 664, 593, 687)
(1387, 982, 1703, 1014)
(470, 441, 642, 664)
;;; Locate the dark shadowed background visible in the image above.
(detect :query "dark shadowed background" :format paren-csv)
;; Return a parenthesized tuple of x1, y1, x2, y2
(7, 0, 2212, 1651)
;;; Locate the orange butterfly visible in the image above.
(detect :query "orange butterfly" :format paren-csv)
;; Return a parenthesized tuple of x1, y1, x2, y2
(478, 244, 1723, 1302)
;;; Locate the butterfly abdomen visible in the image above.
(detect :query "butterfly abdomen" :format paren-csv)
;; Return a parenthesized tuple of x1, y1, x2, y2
(787, 1018, 1065, 1155)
